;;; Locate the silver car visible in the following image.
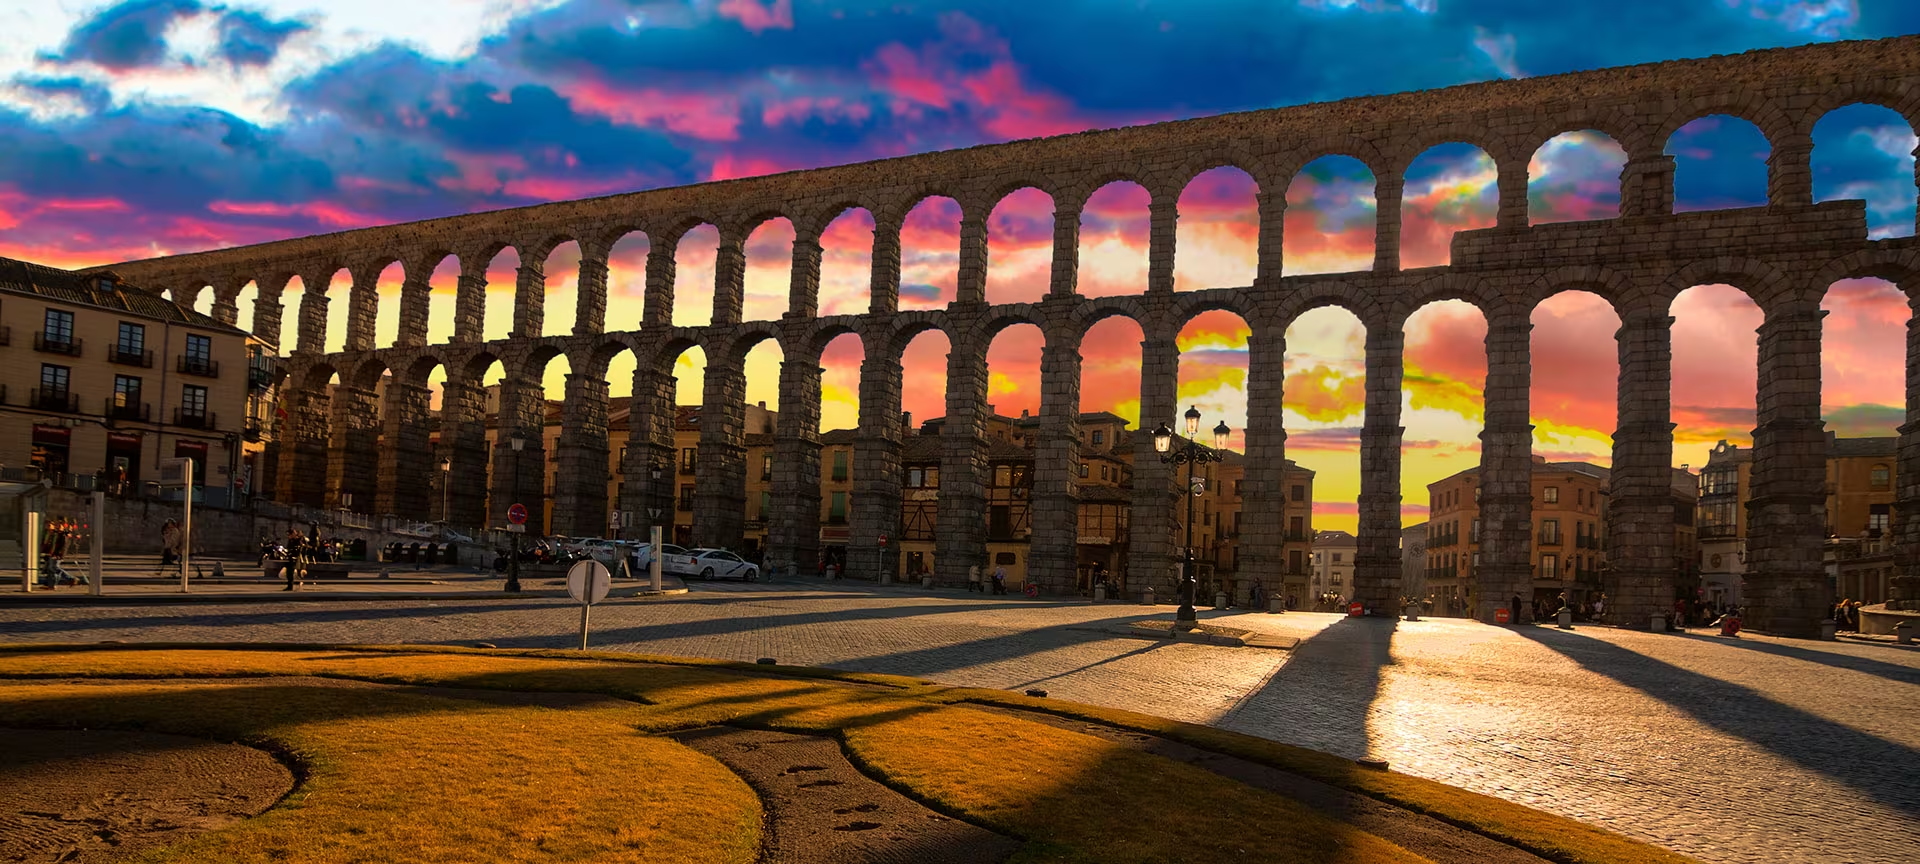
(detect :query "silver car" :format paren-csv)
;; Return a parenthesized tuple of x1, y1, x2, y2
(634, 542, 698, 577)
(688, 548, 759, 581)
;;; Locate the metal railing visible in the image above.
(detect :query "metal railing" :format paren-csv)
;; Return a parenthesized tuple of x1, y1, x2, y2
(31, 387, 79, 412)
(248, 365, 274, 389)
(172, 408, 217, 429)
(177, 356, 220, 377)
(110, 346, 154, 367)
(106, 398, 150, 422)
(1538, 533, 1562, 546)
(34, 332, 82, 356)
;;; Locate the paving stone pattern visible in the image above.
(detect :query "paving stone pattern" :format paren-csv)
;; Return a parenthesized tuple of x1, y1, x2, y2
(1, 583, 1915, 864)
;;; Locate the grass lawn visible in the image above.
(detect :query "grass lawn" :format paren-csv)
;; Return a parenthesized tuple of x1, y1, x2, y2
(0, 644, 1698, 864)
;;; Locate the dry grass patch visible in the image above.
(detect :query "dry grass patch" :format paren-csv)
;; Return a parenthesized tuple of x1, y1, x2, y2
(0, 645, 1699, 864)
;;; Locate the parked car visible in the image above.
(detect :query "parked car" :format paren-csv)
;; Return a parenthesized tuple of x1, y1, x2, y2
(688, 548, 759, 581)
(634, 542, 698, 577)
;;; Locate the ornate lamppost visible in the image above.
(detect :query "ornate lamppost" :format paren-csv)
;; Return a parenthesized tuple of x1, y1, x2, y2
(1153, 406, 1231, 632)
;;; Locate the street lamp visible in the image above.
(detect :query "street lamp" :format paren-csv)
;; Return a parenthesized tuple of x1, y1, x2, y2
(438, 458, 451, 524)
(1153, 405, 1230, 632)
(504, 436, 527, 593)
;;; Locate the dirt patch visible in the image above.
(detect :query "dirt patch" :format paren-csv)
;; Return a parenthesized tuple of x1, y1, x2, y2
(671, 727, 1021, 864)
(0, 728, 293, 864)
(978, 707, 1552, 864)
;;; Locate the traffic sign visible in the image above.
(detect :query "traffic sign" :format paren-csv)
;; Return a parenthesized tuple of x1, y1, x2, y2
(1348, 601, 1364, 617)
(878, 533, 889, 547)
(507, 502, 529, 525)
(1190, 477, 1206, 497)
(647, 507, 662, 521)
(567, 560, 612, 605)
(1494, 607, 1511, 624)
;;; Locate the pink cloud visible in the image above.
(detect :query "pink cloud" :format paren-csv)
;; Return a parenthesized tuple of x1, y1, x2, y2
(717, 0, 794, 34)
(899, 330, 952, 422)
(986, 324, 1045, 418)
(207, 200, 385, 229)
(1531, 291, 1620, 439)
(709, 154, 802, 182)
(761, 96, 873, 128)
(500, 172, 655, 201)
(561, 79, 742, 141)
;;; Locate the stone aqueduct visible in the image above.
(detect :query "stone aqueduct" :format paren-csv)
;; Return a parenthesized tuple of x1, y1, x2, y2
(86, 36, 1920, 637)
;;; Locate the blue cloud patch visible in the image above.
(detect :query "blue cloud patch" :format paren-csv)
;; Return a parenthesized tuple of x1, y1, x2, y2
(218, 8, 309, 66)
(54, 0, 203, 70)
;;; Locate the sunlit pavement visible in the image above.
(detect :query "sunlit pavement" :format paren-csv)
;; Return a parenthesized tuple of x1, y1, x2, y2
(1, 580, 1913, 864)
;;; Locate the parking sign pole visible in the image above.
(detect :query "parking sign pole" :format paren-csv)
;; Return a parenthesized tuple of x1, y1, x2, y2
(649, 525, 663, 592)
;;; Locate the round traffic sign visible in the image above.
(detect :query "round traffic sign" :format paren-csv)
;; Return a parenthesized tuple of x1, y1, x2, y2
(507, 503, 529, 525)
(1348, 601, 1364, 617)
(567, 560, 612, 604)
(1494, 607, 1511, 624)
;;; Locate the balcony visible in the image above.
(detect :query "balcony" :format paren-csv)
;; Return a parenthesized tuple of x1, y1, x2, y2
(247, 365, 274, 390)
(244, 421, 264, 442)
(34, 332, 82, 356)
(172, 408, 217, 430)
(1699, 524, 1738, 540)
(1537, 534, 1562, 547)
(176, 356, 220, 378)
(31, 388, 79, 413)
(105, 398, 150, 422)
(110, 345, 154, 368)
(677, 496, 694, 511)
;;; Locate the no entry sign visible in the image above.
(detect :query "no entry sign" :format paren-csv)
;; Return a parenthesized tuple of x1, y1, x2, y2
(1348, 601, 1364, 617)
(1495, 607, 1511, 624)
(507, 503, 529, 525)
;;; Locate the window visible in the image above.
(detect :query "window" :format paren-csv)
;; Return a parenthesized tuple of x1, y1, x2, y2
(759, 491, 771, 519)
(1292, 484, 1305, 502)
(832, 449, 849, 482)
(1289, 515, 1303, 539)
(1577, 488, 1585, 506)
(678, 484, 695, 510)
(1541, 519, 1560, 544)
(180, 384, 208, 417)
(1078, 462, 1088, 478)
(185, 333, 211, 363)
(995, 552, 1017, 566)
(1869, 503, 1891, 536)
(1091, 429, 1104, 445)
(989, 505, 1012, 539)
(908, 467, 925, 488)
(44, 309, 74, 343)
(40, 364, 69, 395)
(1289, 549, 1303, 574)
(113, 375, 141, 416)
(761, 454, 772, 481)
(1100, 464, 1109, 480)
(117, 322, 145, 357)
(1543, 486, 1559, 504)
(1872, 464, 1891, 490)
(1234, 479, 1243, 496)
(680, 447, 697, 473)
(1011, 465, 1028, 487)
(1331, 552, 1342, 563)
(1541, 554, 1558, 579)
(1470, 518, 1480, 543)
(829, 491, 847, 524)
(994, 466, 1012, 487)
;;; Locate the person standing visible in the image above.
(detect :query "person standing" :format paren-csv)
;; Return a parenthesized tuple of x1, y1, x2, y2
(990, 563, 1007, 595)
(159, 519, 181, 572)
(967, 563, 982, 593)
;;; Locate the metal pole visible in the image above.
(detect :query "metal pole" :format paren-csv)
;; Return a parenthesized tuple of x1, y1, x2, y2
(23, 511, 40, 593)
(649, 524, 663, 592)
(89, 490, 104, 595)
(181, 458, 193, 593)
(579, 599, 591, 651)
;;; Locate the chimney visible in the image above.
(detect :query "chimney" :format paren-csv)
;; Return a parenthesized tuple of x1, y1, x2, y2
(757, 400, 766, 409)
(987, 403, 996, 417)
(901, 411, 912, 432)
(1021, 408, 1030, 419)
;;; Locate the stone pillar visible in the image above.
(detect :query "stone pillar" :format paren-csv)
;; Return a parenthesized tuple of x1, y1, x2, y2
(1049, 200, 1081, 298)
(1746, 301, 1829, 638)
(1895, 294, 1920, 588)
(1354, 317, 1404, 608)
(454, 265, 487, 343)
(442, 380, 491, 531)
(252, 276, 289, 351)
(711, 231, 746, 326)
(767, 358, 824, 574)
(488, 376, 546, 528)
(1621, 155, 1676, 219)
(642, 237, 678, 328)
(693, 359, 747, 549)
(211, 280, 241, 326)
(327, 385, 380, 512)
(1240, 324, 1288, 591)
(1128, 336, 1181, 590)
(1496, 155, 1530, 228)
(1913, 143, 1920, 237)
(935, 337, 990, 585)
(1255, 189, 1285, 285)
(1029, 328, 1082, 592)
(619, 366, 679, 543)
(513, 262, 545, 338)
(1372, 170, 1403, 272)
(1767, 133, 1814, 208)
(955, 209, 989, 305)
(397, 272, 431, 348)
(280, 384, 331, 507)
(1145, 188, 1178, 294)
(346, 268, 379, 352)
(787, 229, 823, 318)
(551, 373, 611, 537)
(849, 353, 905, 580)
(1608, 309, 1677, 628)
(1476, 310, 1534, 623)
(376, 381, 434, 519)
(868, 214, 903, 316)
(575, 248, 609, 335)
(295, 282, 329, 354)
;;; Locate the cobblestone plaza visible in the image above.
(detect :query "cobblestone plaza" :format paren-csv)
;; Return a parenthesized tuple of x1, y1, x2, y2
(3, 584, 1914, 864)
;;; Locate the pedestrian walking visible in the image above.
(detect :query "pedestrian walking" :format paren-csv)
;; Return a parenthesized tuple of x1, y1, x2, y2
(967, 563, 982, 593)
(990, 563, 1007, 595)
(1510, 593, 1522, 625)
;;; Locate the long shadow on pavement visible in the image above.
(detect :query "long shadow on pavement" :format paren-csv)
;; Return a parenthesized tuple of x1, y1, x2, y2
(1514, 626, 1920, 818)
(1216, 615, 1398, 761)
(1672, 631, 1920, 686)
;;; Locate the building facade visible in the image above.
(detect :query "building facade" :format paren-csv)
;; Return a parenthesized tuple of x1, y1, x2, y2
(0, 257, 274, 502)
(1698, 436, 1899, 605)
(1424, 457, 1634, 618)
(1311, 530, 1357, 606)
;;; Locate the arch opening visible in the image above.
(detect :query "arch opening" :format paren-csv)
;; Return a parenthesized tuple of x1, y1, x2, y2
(900, 196, 961, 311)
(820, 332, 864, 434)
(482, 248, 521, 342)
(606, 231, 651, 330)
(1283, 156, 1376, 276)
(675, 225, 720, 328)
(424, 255, 460, 346)
(1077, 182, 1149, 298)
(1175, 166, 1259, 292)
(818, 208, 875, 317)
(1666, 115, 1771, 213)
(371, 261, 404, 348)
(1528, 131, 1627, 225)
(985, 188, 1054, 305)
(1282, 307, 1364, 541)
(1401, 144, 1497, 269)
(541, 240, 582, 338)
(1403, 299, 1487, 616)
(742, 218, 795, 323)
(1813, 104, 1919, 239)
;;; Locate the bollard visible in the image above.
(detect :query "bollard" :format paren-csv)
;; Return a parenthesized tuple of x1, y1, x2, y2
(1142, 587, 1156, 606)
(1896, 621, 1914, 645)
(1650, 614, 1666, 633)
(1093, 584, 1106, 602)
(1557, 609, 1573, 629)
(879, 572, 891, 585)
(1268, 596, 1284, 614)
(1404, 606, 1420, 622)
(1819, 620, 1837, 641)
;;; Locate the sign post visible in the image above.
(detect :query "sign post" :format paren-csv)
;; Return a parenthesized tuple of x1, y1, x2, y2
(566, 559, 612, 650)
(160, 457, 193, 592)
(21, 511, 40, 593)
(648, 507, 663, 592)
(89, 490, 104, 595)
(504, 503, 529, 592)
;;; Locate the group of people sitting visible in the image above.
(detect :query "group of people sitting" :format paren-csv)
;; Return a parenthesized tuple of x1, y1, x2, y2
(1832, 599, 1867, 632)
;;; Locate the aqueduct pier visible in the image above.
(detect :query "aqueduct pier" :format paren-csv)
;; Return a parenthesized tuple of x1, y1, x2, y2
(87, 35, 1920, 638)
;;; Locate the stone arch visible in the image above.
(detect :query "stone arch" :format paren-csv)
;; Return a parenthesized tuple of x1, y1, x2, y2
(1810, 100, 1919, 239)
(1802, 85, 1920, 138)
(897, 195, 964, 311)
(1811, 248, 1920, 292)
(1663, 258, 1792, 311)
(347, 355, 392, 391)
(1653, 98, 1793, 154)
(672, 221, 723, 328)
(1527, 264, 1634, 314)
(1174, 165, 1263, 292)
(1170, 152, 1274, 196)
(985, 186, 1057, 305)
(1281, 154, 1378, 276)
(1664, 114, 1773, 212)
(880, 316, 950, 366)
(813, 205, 877, 318)
(1393, 272, 1498, 327)
(740, 215, 797, 323)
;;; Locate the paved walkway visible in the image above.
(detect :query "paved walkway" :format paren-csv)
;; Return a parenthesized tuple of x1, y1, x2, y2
(1, 579, 1913, 864)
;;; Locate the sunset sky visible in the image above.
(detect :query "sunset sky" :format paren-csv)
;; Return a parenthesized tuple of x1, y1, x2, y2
(2, 0, 1916, 532)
